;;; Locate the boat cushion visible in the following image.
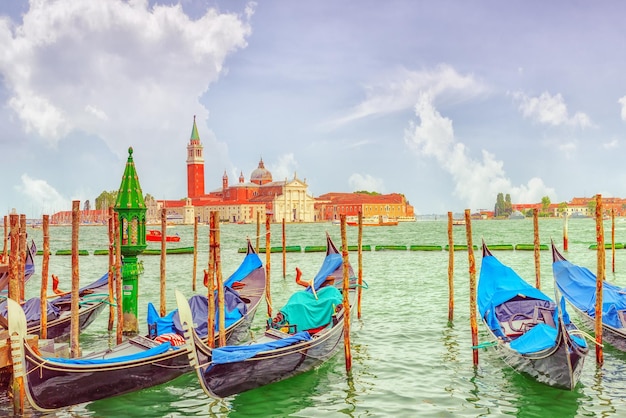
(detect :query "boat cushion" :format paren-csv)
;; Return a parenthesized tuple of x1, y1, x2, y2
(277, 286, 343, 333)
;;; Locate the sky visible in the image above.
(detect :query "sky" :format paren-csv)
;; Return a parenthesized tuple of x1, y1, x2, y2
(1, 0, 626, 219)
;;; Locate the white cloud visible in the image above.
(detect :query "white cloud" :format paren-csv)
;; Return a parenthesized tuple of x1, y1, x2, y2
(512, 91, 592, 128)
(0, 0, 253, 155)
(603, 139, 619, 149)
(331, 64, 488, 126)
(348, 173, 385, 193)
(405, 92, 555, 210)
(16, 174, 70, 214)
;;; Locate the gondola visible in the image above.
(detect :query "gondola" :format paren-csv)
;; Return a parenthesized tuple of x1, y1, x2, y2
(0, 240, 36, 291)
(552, 241, 626, 351)
(478, 240, 588, 390)
(8, 239, 265, 411)
(176, 232, 356, 398)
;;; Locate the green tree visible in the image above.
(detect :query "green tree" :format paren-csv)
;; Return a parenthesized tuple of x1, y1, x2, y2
(494, 193, 504, 217)
(95, 190, 118, 211)
(541, 196, 551, 214)
(504, 194, 512, 215)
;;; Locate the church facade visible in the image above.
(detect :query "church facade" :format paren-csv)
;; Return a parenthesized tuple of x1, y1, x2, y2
(148, 117, 316, 224)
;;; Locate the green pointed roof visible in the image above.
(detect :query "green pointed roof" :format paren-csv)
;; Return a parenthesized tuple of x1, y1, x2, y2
(115, 147, 146, 209)
(190, 115, 200, 141)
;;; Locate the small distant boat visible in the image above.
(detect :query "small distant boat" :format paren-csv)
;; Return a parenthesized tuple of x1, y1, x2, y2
(346, 215, 398, 227)
(452, 218, 466, 226)
(509, 211, 525, 220)
(146, 229, 180, 242)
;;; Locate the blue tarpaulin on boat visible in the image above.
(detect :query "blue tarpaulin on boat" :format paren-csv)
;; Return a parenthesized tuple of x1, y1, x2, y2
(553, 259, 626, 329)
(478, 255, 552, 333)
(279, 286, 343, 332)
(310, 253, 343, 291)
(45, 342, 173, 365)
(224, 252, 262, 288)
(147, 288, 247, 339)
(0, 297, 60, 323)
(509, 323, 558, 354)
(211, 331, 312, 364)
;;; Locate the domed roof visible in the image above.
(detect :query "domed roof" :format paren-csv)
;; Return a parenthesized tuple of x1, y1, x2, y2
(250, 158, 272, 184)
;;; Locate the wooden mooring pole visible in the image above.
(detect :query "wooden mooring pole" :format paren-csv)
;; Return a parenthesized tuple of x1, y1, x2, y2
(206, 211, 216, 347)
(357, 211, 363, 319)
(563, 213, 569, 251)
(533, 208, 541, 290)
(447, 212, 454, 323)
(282, 218, 286, 279)
(340, 214, 352, 372)
(115, 212, 123, 344)
(107, 207, 115, 331)
(9, 214, 24, 415)
(70, 200, 81, 358)
(40, 215, 50, 339)
(193, 215, 198, 291)
(465, 209, 478, 366)
(159, 208, 167, 316)
(611, 208, 616, 273)
(595, 194, 604, 366)
(265, 214, 272, 318)
(214, 212, 226, 347)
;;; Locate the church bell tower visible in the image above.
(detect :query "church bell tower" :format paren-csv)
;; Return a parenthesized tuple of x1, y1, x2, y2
(186, 115, 205, 198)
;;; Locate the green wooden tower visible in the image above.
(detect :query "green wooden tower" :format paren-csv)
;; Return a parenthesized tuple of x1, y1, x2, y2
(114, 147, 147, 334)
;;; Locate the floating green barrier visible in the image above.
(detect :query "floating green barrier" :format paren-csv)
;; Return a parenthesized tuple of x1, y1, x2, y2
(486, 244, 514, 251)
(589, 243, 625, 250)
(142, 246, 195, 255)
(257, 246, 301, 253)
(515, 244, 548, 251)
(93, 249, 110, 255)
(56, 249, 89, 256)
(444, 245, 478, 251)
(375, 245, 407, 251)
(409, 245, 442, 251)
(304, 245, 326, 252)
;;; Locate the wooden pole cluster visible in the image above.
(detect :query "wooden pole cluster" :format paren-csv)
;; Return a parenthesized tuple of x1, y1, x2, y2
(533, 208, 541, 290)
(159, 208, 167, 316)
(40, 215, 50, 339)
(8, 214, 23, 415)
(193, 216, 199, 291)
(206, 212, 216, 347)
(211, 212, 226, 347)
(465, 209, 478, 366)
(107, 207, 115, 331)
(340, 214, 352, 372)
(447, 212, 454, 322)
(70, 200, 81, 358)
(115, 212, 123, 344)
(594, 194, 604, 366)
(265, 215, 272, 318)
(357, 211, 363, 319)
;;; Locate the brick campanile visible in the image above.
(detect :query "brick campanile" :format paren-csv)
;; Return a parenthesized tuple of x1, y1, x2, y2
(186, 115, 205, 198)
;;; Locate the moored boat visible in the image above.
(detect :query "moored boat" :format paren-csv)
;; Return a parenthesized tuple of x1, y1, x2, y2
(478, 240, 588, 390)
(552, 241, 626, 351)
(346, 215, 398, 227)
(177, 232, 356, 398)
(8, 239, 265, 411)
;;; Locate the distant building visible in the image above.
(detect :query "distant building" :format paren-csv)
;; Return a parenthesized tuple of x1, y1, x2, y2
(314, 192, 414, 222)
(150, 117, 317, 224)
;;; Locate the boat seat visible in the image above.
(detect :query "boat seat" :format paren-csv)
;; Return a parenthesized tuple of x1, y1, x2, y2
(500, 306, 554, 337)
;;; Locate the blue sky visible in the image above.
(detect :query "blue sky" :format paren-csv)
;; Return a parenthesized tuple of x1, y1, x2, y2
(1, 0, 626, 218)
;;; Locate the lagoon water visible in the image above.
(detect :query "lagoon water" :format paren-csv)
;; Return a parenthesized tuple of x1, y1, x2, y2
(2, 217, 626, 417)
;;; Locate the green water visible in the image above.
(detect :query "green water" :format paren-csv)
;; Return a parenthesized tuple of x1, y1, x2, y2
(3, 218, 626, 417)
